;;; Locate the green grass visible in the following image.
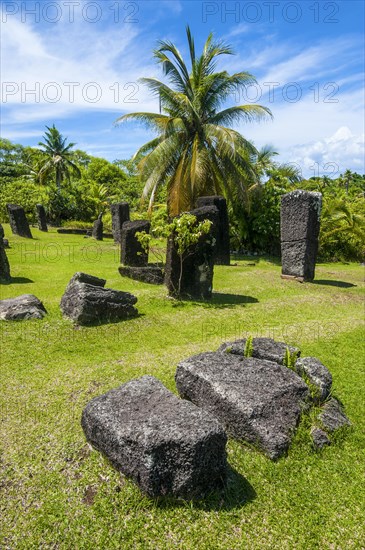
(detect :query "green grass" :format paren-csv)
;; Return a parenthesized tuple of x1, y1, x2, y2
(1, 225, 364, 549)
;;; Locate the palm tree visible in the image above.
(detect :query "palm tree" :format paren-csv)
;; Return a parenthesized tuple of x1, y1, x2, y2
(38, 125, 80, 191)
(116, 26, 272, 216)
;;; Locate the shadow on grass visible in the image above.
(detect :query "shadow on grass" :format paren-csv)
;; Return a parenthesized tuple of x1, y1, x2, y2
(192, 293, 258, 309)
(152, 465, 256, 511)
(73, 312, 145, 328)
(1, 277, 34, 285)
(312, 279, 357, 288)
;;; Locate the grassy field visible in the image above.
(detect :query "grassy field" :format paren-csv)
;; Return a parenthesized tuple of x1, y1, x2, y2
(1, 225, 364, 549)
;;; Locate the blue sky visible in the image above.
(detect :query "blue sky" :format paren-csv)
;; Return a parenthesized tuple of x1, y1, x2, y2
(1, 0, 364, 178)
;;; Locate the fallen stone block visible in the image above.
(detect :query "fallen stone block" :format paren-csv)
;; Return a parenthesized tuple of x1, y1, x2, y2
(311, 427, 331, 450)
(218, 337, 300, 365)
(175, 352, 309, 459)
(295, 357, 332, 403)
(119, 265, 164, 285)
(81, 375, 227, 497)
(60, 272, 138, 325)
(0, 294, 47, 320)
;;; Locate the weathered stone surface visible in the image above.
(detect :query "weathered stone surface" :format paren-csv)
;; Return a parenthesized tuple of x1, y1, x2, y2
(81, 375, 227, 497)
(196, 196, 230, 265)
(36, 204, 48, 231)
(60, 272, 138, 325)
(92, 213, 103, 241)
(311, 427, 331, 450)
(280, 190, 322, 281)
(295, 357, 332, 402)
(0, 294, 47, 320)
(175, 352, 309, 459)
(111, 202, 130, 243)
(319, 398, 351, 433)
(121, 220, 150, 267)
(6, 204, 33, 238)
(119, 265, 164, 285)
(0, 243, 11, 282)
(57, 228, 92, 235)
(164, 205, 218, 299)
(218, 337, 300, 365)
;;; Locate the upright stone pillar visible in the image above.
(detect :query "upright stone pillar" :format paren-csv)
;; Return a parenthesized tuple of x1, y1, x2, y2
(165, 205, 218, 299)
(0, 225, 11, 282)
(36, 204, 48, 231)
(110, 202, 129, 243)
(7, 204, 33, 238)
(121, 220, 150, 267)
(196, 195, 230, 265)
(280, 190, 322, 282)
(92, 213, 103, 241)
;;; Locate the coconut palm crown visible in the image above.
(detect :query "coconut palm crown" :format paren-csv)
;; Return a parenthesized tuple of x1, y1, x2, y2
(116, 26, 272, 215)
(38, 125, 80, 191)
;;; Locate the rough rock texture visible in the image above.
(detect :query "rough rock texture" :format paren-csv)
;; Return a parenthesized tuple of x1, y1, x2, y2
(121, 220, 150, 267)
(0, 243, 11, 282)
(319, 398, 351, 432)
(311, 427, 331, 450)
(119, 265, 164, 285)
(295, 356, 332, 402)
(60, 272, 138, 325)
(164, 205, 218, 299)
(175, 352, 310, 459)
(0, 294, 47, 320)
(280, 190, 322, 281)
(6, 204, 33, 238)
(218, 337, 300, 365)
(81, 375, 227, 497)
(57, 228, 91, 235)
(196, 196, 230, 265)
(92, 213, 103, 240)
(3, 239, 9, 249)
(36, 204, 48, 231)
(111, 202, 130, 243)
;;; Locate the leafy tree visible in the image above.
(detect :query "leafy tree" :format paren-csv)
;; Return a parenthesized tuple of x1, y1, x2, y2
(38, 125, 81, 191)
(116, 26, 271, 215)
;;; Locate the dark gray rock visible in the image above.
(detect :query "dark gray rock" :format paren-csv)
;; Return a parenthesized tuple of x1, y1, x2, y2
(92, 213, 103, 241)
(3, 239, 9, 249)
(0, 294, 47, 320)
(111, 202, 130, 243)
(57, 228, 91, 235)
(81, 375, 227, 497)
(36, 204, 48, 231)
(196, 196, 230, 265)
(121, 220, 150, 267)
(6, 204, 33, 239)
(164, 205, 218, 299)
(295, 357, 332, 403)
(311, 427, 331, 450)
(0, 242, 11, 283)
(175, 352, 310, 459)
(119, 265, 164, 285)
(319, 398, 351, 433)
(219, 337, 300, 365)
(60, 272, 138, 325)
(280, 190, 322, 281)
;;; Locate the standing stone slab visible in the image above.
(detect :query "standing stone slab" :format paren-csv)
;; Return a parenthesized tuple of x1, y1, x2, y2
(81, 375, 227, 497)
(219, 337, 300, 365)
(36, 204, 48, 232)
(121, 220, 150, 267)
(92, 213, 103, 241)
(196, 196, 230, 265)
(280, 190, 322, 281)
(164, 205, 218, 299)
(0, 239, 11, 283)
(6, 204, 33, 239)
(111, 202, 130, 243)
(60, 272, 138, 325)
(176, 352, 310, 459)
